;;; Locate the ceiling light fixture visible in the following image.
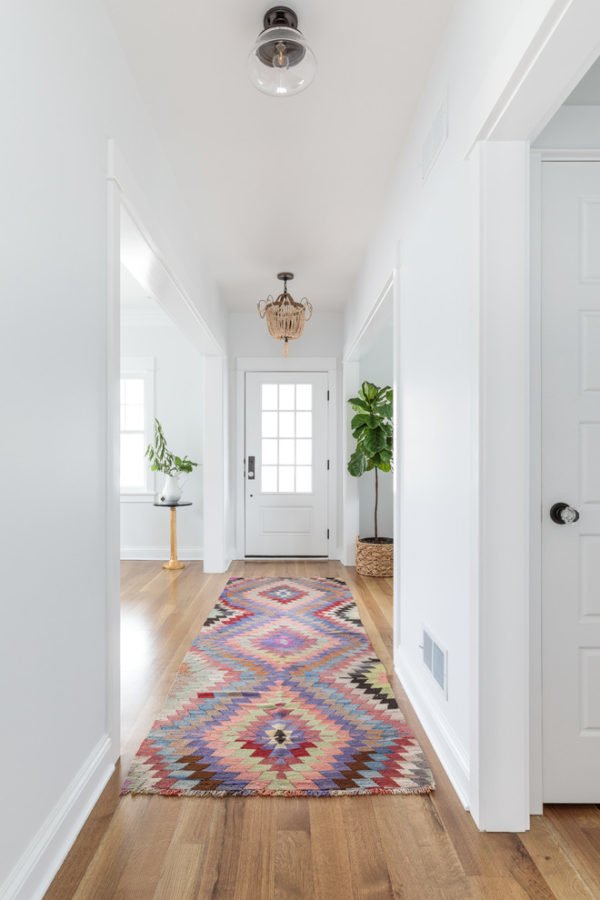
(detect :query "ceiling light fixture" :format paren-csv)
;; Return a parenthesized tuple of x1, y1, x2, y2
(257, 272, 313, 356)
(248, 7, 317, 97)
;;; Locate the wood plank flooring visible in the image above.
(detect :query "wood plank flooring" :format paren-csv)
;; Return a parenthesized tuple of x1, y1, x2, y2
(47, 560, 600, 899)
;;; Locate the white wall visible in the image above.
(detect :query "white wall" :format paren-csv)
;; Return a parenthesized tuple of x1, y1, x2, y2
(358, 329, 394, 539)
(0, 2, 223, 895)
(120, 312, 204, 559)
(343, 0, 557, 819)
(534, 104, 600, 148)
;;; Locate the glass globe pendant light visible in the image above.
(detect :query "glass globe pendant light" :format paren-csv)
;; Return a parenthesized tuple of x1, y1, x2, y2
(248, 7, 317, 97)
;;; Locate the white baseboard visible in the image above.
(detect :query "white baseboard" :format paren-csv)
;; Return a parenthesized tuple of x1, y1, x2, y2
(120, 546, 203, 560)
(395, 649, 470, 809)
(0, 735, 114, 900)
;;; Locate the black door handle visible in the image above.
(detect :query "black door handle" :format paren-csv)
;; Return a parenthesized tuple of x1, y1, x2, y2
(550, 502, 580, 525)
(247, 455, 255, 480)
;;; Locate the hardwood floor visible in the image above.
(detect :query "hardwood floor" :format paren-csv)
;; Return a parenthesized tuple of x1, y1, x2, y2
(47, 560, 600, 899)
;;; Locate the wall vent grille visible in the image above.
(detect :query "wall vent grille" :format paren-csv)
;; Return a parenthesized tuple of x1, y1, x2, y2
(422, 628, 447, 695)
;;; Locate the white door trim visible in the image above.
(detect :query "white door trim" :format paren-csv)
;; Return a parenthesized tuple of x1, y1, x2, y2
(234, 357, 338, 560)
(470, 0, 600, 831)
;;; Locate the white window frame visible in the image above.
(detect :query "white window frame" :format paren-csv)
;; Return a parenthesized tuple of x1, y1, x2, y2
(120, 356, 155, 501)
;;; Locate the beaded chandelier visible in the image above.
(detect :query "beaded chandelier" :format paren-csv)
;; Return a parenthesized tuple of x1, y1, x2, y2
(257, 272, 313, 356)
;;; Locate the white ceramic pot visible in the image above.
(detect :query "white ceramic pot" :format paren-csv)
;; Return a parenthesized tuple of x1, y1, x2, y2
(158, 474, 182, 505)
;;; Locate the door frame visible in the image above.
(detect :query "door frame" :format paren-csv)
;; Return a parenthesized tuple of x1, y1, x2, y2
(529, 148, 600, 812)
(234, 357, 338, 560)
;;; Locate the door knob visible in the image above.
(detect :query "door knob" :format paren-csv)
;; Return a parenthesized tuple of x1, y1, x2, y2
(550, 502, 580, 525)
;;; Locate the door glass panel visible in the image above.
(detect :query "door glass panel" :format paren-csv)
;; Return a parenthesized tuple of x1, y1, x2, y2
(296, 466, 312, 493)
(262, 438, 278, 465)
(296, 411, 312, 438)
(262, 411, 278, 437)
(279, 411, 295, 438)
(296, 439, 312, 465)
(262, 384, 278, 410)
(278, 439, 295, 465)
(260, 381, 315, 493)
(278, 466, 295, 493)
(261, 466, 278, 493)
(278, 384, 295, 410)
(296, 384, 312, 410)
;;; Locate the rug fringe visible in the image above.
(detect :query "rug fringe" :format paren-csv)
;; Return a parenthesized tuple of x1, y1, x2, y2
(121, 784, 435, 799)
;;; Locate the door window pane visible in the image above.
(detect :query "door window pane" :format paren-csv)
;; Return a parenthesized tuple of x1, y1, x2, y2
(262, 411, 278, 437)
(296, 384, 312, 410)
(278, 439, 295, 465)
(278, 384, 295, 410)
(262, 466, 278, 493)
(262, 438, 278, 465)
(259, 380, 316, 494)
(278, 466, 295, 493)
(296, 467, 312, 493)
(279, 411, 295, 438)
(262, 384, 278, 410)
(296, 439, 312, 465)
(296, 411, 312, 438)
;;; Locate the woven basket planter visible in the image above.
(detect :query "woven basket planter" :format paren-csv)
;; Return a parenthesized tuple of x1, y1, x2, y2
(355, 538, 394, 577)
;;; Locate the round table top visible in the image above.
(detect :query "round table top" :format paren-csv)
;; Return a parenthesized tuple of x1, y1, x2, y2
(153, 501, 193, 508)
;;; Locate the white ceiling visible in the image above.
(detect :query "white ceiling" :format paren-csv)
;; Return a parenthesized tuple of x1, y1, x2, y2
(106, 0, 455, 310)
(565, 56, 600, 105)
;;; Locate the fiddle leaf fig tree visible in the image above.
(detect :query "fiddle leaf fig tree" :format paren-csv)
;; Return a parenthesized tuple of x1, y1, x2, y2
(347, 382, 393, 541)
(145, 418, 198, 476)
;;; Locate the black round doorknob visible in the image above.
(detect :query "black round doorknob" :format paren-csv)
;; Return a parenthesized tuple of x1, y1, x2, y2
(550, 502, 580, 525)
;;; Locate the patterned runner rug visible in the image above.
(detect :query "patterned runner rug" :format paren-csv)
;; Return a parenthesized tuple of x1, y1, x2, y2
(122, 576, 434, 797)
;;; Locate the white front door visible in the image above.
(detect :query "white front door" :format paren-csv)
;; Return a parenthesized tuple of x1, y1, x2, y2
(245, 372, 329, 557)
(542, 161, 600, 802)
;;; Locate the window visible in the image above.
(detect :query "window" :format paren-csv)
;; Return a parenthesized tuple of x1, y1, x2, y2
(120, 358, 154, 496)
(261, 382, 312, 493)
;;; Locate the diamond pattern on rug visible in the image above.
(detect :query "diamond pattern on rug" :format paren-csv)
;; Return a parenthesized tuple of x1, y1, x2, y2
(122, 576, 434, 797)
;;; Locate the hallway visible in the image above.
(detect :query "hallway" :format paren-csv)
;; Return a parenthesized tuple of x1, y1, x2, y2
(47, 563, 600, 899)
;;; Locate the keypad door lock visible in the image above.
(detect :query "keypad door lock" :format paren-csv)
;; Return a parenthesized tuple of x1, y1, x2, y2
(549, 502, 580, 525)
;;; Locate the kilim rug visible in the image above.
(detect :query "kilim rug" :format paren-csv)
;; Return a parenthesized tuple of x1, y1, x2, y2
(122, 576, 434, 797)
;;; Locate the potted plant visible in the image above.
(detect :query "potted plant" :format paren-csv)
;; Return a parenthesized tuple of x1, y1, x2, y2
(347, 381, 393, 576)
(146, 418, 198, 504)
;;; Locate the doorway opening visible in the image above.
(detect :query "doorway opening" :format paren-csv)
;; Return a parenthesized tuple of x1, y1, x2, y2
(531, 56, 600, 808)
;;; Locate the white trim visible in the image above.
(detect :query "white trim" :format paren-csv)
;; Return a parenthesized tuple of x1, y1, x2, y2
(120, 492, 155, 503)
(529, 151, 544, 815)
(537, 148, 600, 161)
(106, 152, 121, 768)
(203, 355, 230, 573)
(395, 651, 470, 809)
(234, 357, 338, 561)
(471, 0, 600, 147)
(0, 736, 113, 900)
(120, 546, 203, 560)
(343, 275, 394, 363)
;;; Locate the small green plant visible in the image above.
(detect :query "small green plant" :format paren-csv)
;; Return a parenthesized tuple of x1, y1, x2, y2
(347, 381, 393, 541)
(145, 418, 198, 476)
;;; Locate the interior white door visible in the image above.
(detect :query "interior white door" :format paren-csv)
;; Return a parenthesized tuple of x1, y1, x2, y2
(542, 161, 600, 802)
(245, 372, 329, 557)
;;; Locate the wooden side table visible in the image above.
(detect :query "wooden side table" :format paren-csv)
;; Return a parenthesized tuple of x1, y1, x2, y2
(153, 501, 192, 570)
